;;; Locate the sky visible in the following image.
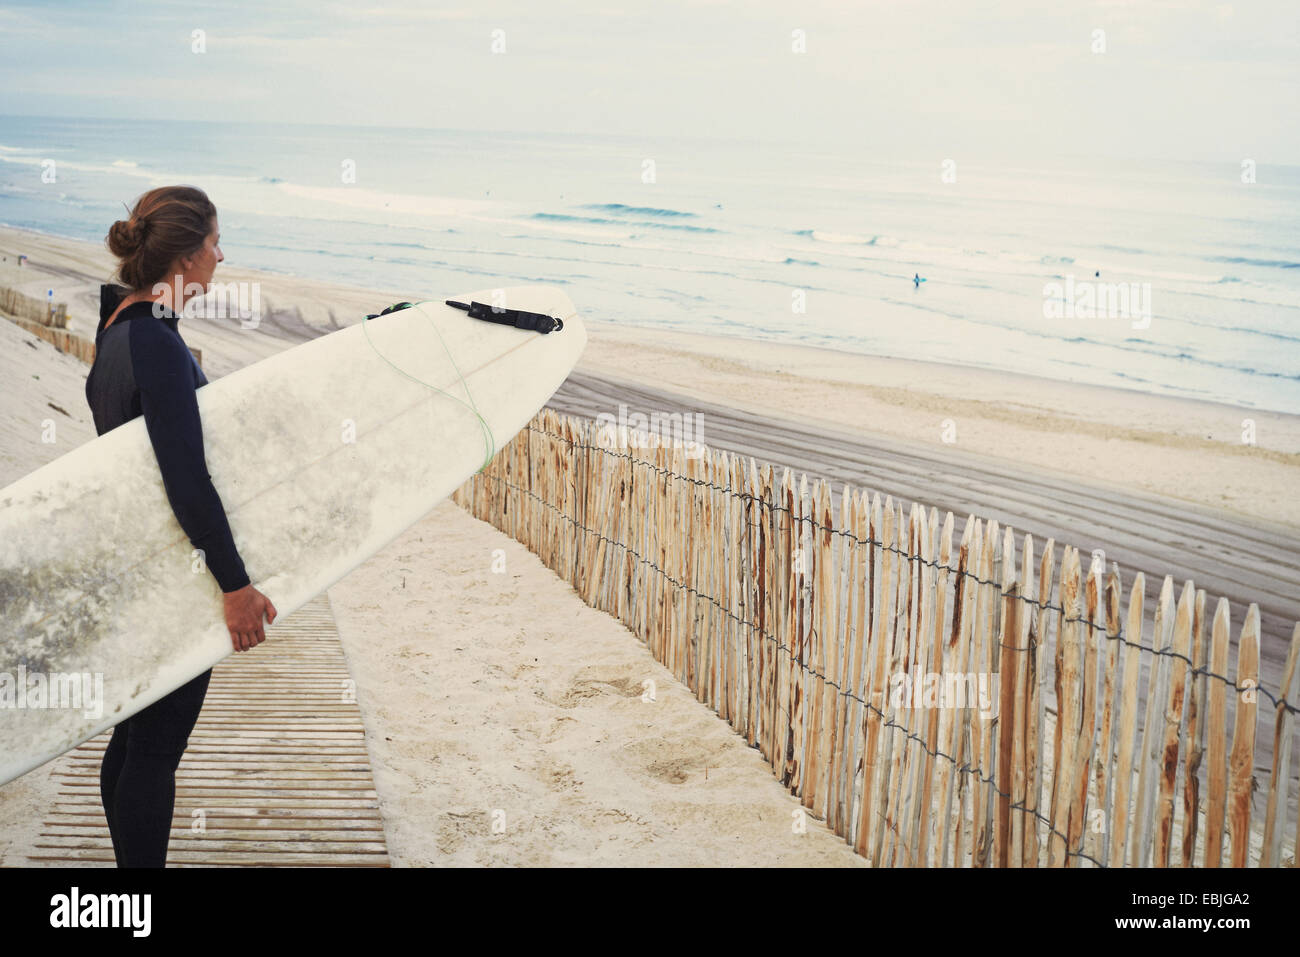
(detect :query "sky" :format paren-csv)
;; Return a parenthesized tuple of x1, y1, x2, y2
(0, 0, 1297, 164)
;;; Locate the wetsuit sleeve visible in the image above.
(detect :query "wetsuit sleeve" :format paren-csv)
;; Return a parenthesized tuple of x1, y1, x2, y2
(130, 321, 251, 594)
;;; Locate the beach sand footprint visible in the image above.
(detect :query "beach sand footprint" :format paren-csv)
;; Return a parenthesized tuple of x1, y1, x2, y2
(535, 669, 644, 710)
(616, 732, 722, 786)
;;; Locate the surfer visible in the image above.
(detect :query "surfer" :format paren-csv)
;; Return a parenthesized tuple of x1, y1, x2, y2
(87, 185, 278, 867)
(913, 273, 923, 287)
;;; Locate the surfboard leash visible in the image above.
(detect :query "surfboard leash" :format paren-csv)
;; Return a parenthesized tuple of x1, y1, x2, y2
(444, 299, 564, 334)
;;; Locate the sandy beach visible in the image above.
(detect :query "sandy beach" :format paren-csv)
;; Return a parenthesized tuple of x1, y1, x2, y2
(1, 224, 1297, 865)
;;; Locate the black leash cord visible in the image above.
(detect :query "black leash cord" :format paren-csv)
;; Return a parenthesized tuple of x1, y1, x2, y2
(445, 299, 564, 334)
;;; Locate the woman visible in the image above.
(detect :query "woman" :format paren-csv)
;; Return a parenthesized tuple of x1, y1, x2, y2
(87, 185, 277, 867)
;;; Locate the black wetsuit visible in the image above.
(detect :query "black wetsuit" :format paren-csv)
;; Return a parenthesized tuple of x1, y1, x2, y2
(86, 284, 249, 867)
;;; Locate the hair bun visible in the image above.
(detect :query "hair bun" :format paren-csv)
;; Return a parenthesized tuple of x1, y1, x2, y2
(107, 217, 149, 257)
(107, 186, 216, 291)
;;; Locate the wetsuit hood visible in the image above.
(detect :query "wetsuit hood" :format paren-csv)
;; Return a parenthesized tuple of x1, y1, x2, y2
(96, 283, 131, 343)
(96, 283, 180, 343)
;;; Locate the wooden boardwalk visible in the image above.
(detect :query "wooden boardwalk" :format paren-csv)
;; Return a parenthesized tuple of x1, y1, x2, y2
(28, 594, 390, 867)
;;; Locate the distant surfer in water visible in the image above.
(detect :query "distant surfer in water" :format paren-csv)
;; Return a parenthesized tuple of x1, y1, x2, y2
(88, 186, 278, 867)
(913, 273, 924, 287)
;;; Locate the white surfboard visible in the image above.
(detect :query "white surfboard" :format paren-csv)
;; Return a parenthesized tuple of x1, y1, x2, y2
(0, 287, 586, 786)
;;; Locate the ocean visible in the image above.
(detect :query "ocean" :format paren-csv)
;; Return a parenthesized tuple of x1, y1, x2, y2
(1, 114, 1298, 413)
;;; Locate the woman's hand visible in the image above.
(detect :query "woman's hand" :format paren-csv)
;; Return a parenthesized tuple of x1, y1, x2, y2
(222, 584, 278, 652)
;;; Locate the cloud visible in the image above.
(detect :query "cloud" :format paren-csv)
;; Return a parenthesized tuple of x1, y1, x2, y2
(0, 0, 1297, 162)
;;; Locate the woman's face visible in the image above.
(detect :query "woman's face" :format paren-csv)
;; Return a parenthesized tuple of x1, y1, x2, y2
(184, 218, 223, 292)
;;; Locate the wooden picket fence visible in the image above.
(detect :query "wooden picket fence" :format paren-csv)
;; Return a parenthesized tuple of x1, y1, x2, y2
(0, 284, 67, 327)
(451, 408, 1300, 867)
(6, 316, 96, 364)
(4, 312, 201, 369)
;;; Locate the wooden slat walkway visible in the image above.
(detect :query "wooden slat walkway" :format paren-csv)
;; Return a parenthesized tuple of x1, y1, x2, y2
(27, 594, 390, 867)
